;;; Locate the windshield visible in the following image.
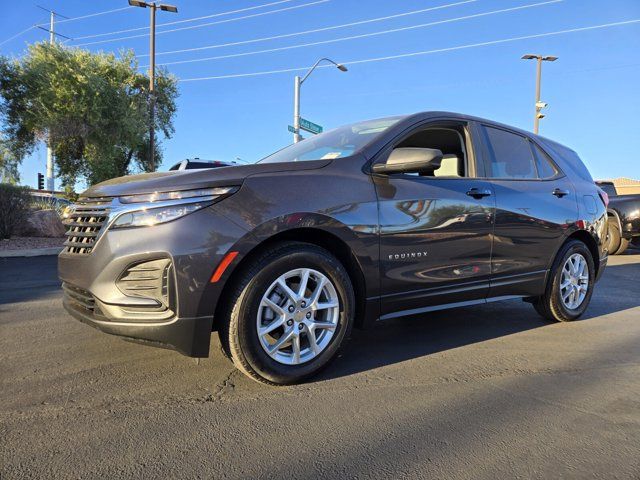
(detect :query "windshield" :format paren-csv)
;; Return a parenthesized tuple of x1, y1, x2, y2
(259, 116, 404, 164)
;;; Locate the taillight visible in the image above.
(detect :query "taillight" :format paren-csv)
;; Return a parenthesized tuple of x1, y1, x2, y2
(597, 188, 609, 207)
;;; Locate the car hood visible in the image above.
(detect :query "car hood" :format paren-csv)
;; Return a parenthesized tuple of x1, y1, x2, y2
(82, 160, 331, 198)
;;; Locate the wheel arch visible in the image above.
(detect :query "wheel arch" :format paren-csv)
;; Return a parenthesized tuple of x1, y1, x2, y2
(607, 208, 622, 230)
(213, 227, 371, 331)
(564, 230, 600, 276)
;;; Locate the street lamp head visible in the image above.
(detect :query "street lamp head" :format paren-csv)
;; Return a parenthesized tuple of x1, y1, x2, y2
(128, 0, 148, 7)
(159, 4, 178, 12)
(336, 63, 348, 72)
(543, 55, 558, 62)
(521, 54, 538, 60)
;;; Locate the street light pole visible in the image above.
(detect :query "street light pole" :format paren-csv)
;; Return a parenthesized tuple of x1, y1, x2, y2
(293, 75, 302, 143)
(522, 54, 558, 134)
(128, 1, 178, 171)
(292, 58, 348, 143)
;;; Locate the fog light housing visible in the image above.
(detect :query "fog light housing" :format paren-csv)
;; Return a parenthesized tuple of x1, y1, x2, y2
(116, 258, 174, 311)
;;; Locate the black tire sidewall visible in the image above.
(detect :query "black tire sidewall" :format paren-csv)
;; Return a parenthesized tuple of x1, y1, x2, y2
(548, 240, 595, 321)
(234, 247, 354, 384)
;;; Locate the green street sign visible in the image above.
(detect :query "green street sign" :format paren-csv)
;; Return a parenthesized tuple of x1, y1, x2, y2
(299, 117, 323, 134)
(287, 125, 298, 133)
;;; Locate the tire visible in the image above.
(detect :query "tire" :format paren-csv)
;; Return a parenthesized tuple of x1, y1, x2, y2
(533, 239, 595, 322)
(606, 218, 622, 255)
(218, 242, 354, 385)
(616, 237, 630, 255)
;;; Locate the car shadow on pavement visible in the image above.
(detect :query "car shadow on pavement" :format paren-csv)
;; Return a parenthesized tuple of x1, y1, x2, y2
(318, 301, 545, 382)
(318, 258, 640, 383)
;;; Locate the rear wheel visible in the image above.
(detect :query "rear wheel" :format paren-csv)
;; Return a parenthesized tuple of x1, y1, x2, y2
(218, 242, 354, 385)
(533, 239, 595, 322)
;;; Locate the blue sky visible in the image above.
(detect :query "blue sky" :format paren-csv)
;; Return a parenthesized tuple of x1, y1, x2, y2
(1, 0, 639, 190)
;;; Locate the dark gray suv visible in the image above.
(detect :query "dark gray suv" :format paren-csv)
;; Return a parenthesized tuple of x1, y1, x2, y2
(59, 112, 608, 385)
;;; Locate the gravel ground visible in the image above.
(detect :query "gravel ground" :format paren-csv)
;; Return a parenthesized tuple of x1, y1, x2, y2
(1, 252, 639, 479)
(0, 236, 65, 251)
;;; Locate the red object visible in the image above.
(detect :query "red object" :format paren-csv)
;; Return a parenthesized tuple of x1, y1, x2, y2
(210, 251, 239, 283)
(575, 219, 586, 230)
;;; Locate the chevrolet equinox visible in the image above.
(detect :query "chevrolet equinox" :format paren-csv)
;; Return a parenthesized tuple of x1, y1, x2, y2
(59, 112, 608, 385)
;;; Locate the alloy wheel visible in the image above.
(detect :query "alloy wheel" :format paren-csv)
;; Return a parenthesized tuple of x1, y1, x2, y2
(256, 268, 340, 365)
(560, 253, 589, 310)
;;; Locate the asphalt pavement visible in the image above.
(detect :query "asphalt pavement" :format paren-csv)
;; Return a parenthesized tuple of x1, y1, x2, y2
(1, 251, 639, 479)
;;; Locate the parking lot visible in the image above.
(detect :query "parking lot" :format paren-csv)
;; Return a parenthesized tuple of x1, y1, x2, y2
(1, 251, 639, 479)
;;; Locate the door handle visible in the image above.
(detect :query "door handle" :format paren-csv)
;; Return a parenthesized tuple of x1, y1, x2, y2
(552, 188, 570, 198)
(466, 188, 492, 199)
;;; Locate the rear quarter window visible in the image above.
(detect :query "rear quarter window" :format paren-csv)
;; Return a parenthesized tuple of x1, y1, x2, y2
(538, 139, 593, 183)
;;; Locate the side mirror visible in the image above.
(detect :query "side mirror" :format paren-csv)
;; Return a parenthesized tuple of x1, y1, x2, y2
(372, 147, 444, 175)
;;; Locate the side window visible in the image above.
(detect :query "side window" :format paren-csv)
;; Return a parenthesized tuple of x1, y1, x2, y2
(394, 126, 468, 177)
(530, 142, 559, 179)
(480, 126, 537, 179)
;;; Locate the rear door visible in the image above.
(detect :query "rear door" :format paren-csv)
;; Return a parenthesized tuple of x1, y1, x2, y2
(476, 124, 578, 297)
(373, 120, 496, 319)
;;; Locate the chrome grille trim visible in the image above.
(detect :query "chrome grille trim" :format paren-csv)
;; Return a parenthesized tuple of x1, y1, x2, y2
(63, 197, 111, 255)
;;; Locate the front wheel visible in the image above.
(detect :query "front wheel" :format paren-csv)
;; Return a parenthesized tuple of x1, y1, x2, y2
(533, 239, 595, 322)
(219, 242, 354, 385)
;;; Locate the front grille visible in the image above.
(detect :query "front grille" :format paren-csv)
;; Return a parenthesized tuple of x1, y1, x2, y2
(63, 197, 111, 254)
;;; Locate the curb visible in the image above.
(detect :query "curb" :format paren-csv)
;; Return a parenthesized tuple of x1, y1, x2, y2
(0, 247, 63, 258)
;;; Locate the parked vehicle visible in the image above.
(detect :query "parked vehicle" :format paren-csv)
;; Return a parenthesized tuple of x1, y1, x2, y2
(169, 158, 238, 171)
(595, 181, 640, 255)
(59, 112, 608, 385)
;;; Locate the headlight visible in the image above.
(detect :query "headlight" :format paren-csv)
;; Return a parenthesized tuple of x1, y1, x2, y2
(119, 187, 236, 204)
(112, 203, 208, 228)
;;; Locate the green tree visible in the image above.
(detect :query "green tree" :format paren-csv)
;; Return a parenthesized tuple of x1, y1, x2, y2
(0, 42, 178, 186)
(0, 137, 19, 184)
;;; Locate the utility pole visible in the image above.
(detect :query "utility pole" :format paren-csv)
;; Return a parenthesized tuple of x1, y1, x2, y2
(46, 12, 54, 192)
(149, 5, 156, 170)
(521, 54, 558, 134)
(292, 58, 347, 144)
(128, 1, 178, 171)
(36, 6, 71, 192)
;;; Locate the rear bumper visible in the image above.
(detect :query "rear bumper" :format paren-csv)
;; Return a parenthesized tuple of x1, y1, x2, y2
(63, 292, 212, 356)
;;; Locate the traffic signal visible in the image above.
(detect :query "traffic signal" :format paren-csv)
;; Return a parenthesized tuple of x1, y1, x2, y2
(37, 173, 44, 190)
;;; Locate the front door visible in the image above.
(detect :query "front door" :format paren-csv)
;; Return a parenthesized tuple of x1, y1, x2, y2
(372, 121, 496, 319)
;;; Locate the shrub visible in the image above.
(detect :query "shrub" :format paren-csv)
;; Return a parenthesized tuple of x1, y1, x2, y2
(0, 183, 31, 239)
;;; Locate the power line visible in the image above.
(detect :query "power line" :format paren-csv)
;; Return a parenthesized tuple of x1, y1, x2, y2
(73, 0, 330, 47)
(1, 5, 132, 48)
(179, 19, 640, 82)
(0, 25, 37, 47)
(153, 0, 559, 68)
(147, 0, 476, 58)
(71, 0, 300, 41)
(49, 6, 133, 25)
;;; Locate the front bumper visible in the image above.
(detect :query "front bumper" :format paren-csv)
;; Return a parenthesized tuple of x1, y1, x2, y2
(58, 204, 249, 357)
(63, 288, 211, 356)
